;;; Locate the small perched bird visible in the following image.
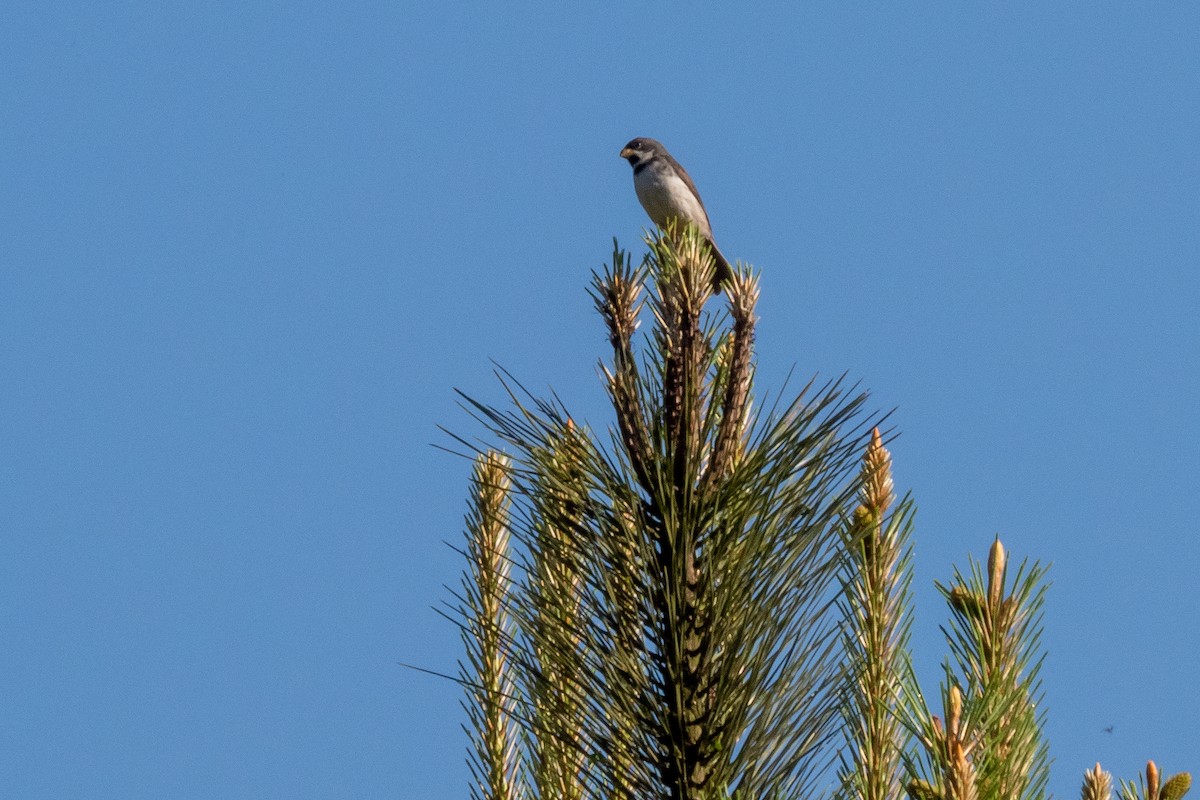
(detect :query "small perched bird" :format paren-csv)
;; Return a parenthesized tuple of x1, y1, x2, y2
(619, 137, 734, 292)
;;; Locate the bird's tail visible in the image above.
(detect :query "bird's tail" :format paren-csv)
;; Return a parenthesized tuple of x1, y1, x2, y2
(707, 239, 735, 294)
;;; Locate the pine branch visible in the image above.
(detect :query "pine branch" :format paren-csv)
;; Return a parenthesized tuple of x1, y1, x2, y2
(903, 540, 1050, 800)
(1119, 761, 1192, 800)
(839, 429, 915, 800)
(1083, 763, 1114, 800)
(461, 453, 524, 800)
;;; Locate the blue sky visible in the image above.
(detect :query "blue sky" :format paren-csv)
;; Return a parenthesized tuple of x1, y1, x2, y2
(2, 3, 1197, 797)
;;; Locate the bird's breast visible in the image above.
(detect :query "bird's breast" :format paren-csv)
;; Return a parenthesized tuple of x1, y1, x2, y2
(633, 169, 712, 237)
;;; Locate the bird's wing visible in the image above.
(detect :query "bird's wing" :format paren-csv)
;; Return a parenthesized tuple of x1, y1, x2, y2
(662, 151, 713, 229)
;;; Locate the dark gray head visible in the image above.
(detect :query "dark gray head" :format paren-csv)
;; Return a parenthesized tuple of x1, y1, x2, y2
(619, 137, 667, 169)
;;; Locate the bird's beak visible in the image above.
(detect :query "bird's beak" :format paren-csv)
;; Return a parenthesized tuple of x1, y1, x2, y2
(619, 146, 634, 159)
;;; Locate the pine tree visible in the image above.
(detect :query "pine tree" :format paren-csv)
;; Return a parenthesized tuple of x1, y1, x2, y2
(447, 229, 1190, 800)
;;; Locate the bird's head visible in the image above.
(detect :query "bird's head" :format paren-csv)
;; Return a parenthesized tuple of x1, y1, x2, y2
(619, 137, 663, 168)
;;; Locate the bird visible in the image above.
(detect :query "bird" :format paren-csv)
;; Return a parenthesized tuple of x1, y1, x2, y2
(619, 137, 734, 292)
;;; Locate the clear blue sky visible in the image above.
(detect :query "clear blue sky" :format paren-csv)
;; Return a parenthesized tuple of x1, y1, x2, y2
(2, 3, 1197, 797)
